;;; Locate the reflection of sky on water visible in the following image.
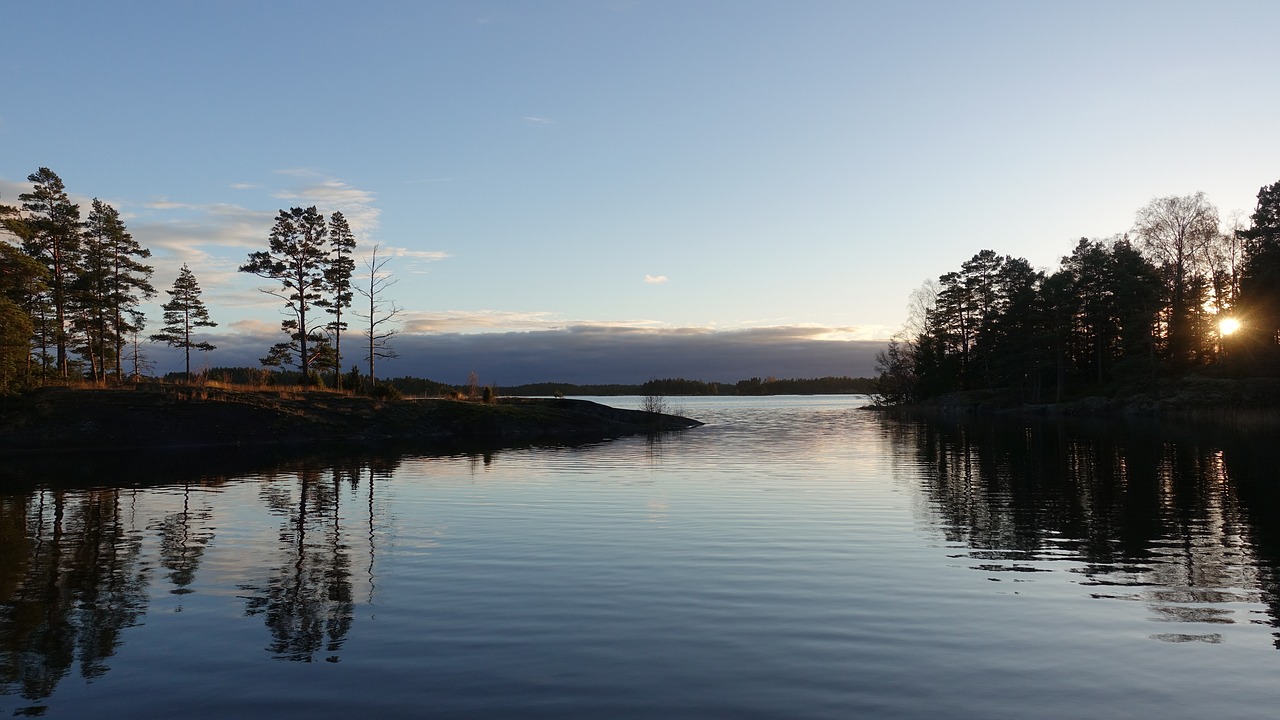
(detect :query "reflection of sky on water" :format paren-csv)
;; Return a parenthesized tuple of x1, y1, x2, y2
(4, 397, 1280, 718)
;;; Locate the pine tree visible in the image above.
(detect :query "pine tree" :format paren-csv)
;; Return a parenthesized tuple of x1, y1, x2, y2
(151, 265, 217, 381)
(324, 211, 357, 390)
(240, 207, 329, 384)
(19, 168, 82, 377)
(76, 199, 155, 382)
(1238, 180, 1280, 369)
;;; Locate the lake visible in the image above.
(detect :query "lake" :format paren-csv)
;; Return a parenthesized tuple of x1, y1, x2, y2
(3, 395, 1280, 719)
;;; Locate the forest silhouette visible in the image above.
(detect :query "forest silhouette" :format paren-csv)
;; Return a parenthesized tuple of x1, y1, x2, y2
(874, 180, 1280, 407)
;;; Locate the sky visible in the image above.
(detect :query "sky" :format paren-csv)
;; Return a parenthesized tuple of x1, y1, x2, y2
(3, 0, 1279, 384)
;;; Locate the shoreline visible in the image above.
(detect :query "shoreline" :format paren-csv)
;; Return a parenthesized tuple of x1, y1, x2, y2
(866, 375, 1280, 429)
(0, 385, 703, 456)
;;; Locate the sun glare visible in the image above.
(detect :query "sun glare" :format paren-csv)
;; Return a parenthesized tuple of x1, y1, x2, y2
(1219, 317, 1242, 336)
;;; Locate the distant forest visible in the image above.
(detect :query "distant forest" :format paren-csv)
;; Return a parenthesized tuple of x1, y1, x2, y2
(166, 368, 875, 397)
(874, 180, 1280, 405)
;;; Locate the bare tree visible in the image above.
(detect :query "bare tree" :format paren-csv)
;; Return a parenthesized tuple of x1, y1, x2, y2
(903, 277, 940, 343)
(1132, 192, 1220, 364)
(1208, 211, 1249, 315)
(126, 322, 155, 382)
(352, 245, 402, 388)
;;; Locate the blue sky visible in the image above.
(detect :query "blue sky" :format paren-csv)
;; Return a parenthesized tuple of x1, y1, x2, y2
(3, 1, 1279, 383)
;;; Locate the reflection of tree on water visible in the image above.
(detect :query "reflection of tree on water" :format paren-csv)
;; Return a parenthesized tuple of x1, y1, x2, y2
(0, 489, 149, 701)
(887, 416, 1276, 645)
(1, 453, 405, 708)
(150, 481, 216, 600)
(1216, 445, 1280, 648)
(239, 463, 368, 662)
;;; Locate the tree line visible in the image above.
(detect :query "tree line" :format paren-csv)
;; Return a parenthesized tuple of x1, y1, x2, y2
(238, 207, 401, 390)
(874, 180, 1280, 405)
(0, 167, 402, 393)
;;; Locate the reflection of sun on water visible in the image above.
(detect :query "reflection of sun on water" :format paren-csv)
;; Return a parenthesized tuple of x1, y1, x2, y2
(1219, 317, 1241, 335)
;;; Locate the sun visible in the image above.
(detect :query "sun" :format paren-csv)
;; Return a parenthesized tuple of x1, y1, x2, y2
(1219, 317, 1242, 336)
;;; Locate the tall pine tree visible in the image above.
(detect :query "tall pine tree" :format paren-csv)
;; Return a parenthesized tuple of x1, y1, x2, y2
(240, 207, 329, 384)
(77, 199, 155, 382)
(19, 168, 82, 377)
(151, 265, 216, 381)
(1238, 180, 1280, 369)
(324, 211, 357, 390)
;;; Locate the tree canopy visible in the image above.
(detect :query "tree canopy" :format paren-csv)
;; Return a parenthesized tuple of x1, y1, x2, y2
(876, 182, 1280, 405)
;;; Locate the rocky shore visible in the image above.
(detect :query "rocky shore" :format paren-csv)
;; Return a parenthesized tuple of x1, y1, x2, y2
(0, 385, 703, 455)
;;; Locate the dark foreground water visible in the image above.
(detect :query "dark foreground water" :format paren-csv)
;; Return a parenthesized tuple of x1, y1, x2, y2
(3, 395, 1280, 719)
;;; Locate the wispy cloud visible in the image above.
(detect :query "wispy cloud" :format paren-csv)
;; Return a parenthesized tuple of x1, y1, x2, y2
(399, 310, 669, 335)
(523, 116, 555, 125)
(0, 177, 29, 204)
(271, 170, 381, 239)
(230, 182, 257, 190)
(226, 318, 279, 335)
(643, 274, 668, 284)
(141, 199, 192, 210)
(383, 246, 450, 261)
(400, 309, 565, 334)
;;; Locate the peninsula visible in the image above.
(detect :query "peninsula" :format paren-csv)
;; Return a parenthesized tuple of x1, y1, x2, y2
(0, 386, 703, 455)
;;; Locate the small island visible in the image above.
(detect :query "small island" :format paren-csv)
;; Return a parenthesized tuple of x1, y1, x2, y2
(0, 385, 703, 456)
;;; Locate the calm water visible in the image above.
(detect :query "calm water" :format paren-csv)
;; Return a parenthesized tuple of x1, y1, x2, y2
(3, 395, 1280, 719)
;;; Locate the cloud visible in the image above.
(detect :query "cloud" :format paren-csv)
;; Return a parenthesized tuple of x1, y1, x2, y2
(0, 178, 27, 205)
(384, 246, 450, 261)
(397, 310, 668, 335)
(271, 172, 380, 239)
(384, 325, 885, 385)
(644, 274, 668, 284)
(225, 318, 280, 335)
(522, 116, 555, 125)
(134, 203, 276, 254)
(141, 199, 192, 210)
(399, 310, 566, 334)
(144, 321, 888, 385)
(230, 182, 258, 190)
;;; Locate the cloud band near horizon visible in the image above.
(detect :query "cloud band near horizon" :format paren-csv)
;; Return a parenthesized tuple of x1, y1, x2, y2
(148, 325, 885, 386)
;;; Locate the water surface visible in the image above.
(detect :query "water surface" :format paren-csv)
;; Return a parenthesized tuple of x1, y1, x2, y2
(3, 395, 1279, 718)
